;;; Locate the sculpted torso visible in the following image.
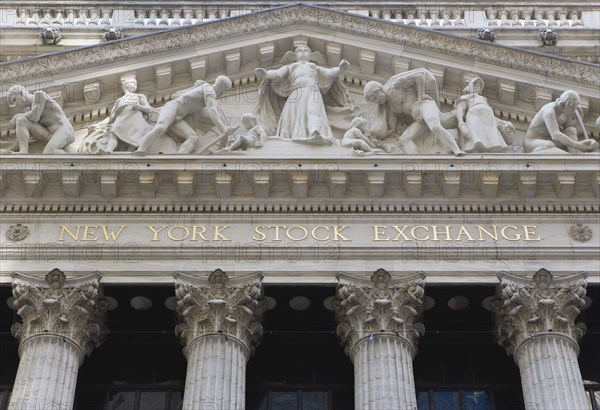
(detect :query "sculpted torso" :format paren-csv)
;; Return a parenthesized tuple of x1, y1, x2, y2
(287, 62, 319, 87)
(169, 88, 208, 117)
(35, 94, 70, 130)
(385, 88, 418, 117)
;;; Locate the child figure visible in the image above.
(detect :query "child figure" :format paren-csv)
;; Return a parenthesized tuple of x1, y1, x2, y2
(222, 113, 266, 151)
(342, 117, 382, 156)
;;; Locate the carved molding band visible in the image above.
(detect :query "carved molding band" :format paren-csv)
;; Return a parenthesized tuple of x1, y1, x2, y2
(492, 268, 587, 355)
(1, 4, 598, 86)
(174, 269, 265, 358)
(334, 269, 426, 357)
(10, 269, 108, 358)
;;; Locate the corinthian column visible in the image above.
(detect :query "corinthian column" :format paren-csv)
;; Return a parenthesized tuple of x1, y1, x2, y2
(174, 269, 265, 410)
(493, 269, 588, 409)
(9, 269, 107, 410)
(334, 269, 426, 410)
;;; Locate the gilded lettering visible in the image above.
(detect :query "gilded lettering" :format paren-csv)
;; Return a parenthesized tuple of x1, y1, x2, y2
(80, 226, 98, 241)
(287, 226, 308, 241)
(147, 225, 168, 241)
(168, 226, 190, 241)
(101, 226, 127, 241)
(333, 226, 351, 241)
(311, 226, 330, 241)
(372, 226, 389, 241)
(268, 226, 285, 241)
(501, 226, 521, 241)
(190, 226, 208, 241)
(476, 226, 498, 241)
(392, 226, 412, 241)
(252, 226, 266, 241)
(455, 226, 476, 241)
(58, 225, 81, 241)
(522, 225, 541, 241)
(411, 226, 429, 241)
(431, 225, 452, 241)
(213, 225, 230, 241)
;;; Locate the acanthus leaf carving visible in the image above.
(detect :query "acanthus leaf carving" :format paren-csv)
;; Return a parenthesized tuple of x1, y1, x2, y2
(174, 269, 265, 356)
(492, 268, 587, 355)
(334, 269, 426, 356)
(10, 269, 108, 358)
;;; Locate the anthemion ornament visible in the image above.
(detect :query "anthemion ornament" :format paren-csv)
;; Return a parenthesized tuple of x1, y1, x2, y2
(6, 224, 29, 241)
(569, 224, 592, 242)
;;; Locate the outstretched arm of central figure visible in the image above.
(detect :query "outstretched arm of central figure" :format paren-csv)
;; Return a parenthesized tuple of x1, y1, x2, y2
(256, 65, 289, 81)
(320, 59, 350, 81)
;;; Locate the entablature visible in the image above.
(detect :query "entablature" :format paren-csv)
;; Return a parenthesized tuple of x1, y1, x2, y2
(1, 155, 599, 206)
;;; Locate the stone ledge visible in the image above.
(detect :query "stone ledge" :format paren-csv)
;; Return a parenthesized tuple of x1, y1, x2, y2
(0, 154, 599, 203)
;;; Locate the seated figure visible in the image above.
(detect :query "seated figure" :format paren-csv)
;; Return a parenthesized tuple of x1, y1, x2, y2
(524, 90, 598, 154)
(220, 114, 266, 152)
(341, 117, 383, 156)
(4, 85, 74, 154)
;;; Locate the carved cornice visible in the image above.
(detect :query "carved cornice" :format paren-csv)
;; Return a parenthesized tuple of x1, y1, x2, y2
(174, 269, 265, 357)
(1, 4, 598, 85)
(492, 268, 588, 355)
(0, 156, 599, 203)
(334, 269, 426, 356)
(10, 269, 108, 358)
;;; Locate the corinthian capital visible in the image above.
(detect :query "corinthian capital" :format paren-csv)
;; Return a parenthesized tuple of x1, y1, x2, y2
(174, 269, 265, 355)
(493, 268, 587, 355)
(10, 269, 107, 357)
(334, 269, 426, 356)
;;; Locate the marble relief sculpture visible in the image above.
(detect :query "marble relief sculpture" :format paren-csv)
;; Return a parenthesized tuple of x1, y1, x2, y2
(524, 90, 599, 154)
(78, 78, 173, 154)
(454, 77, 513, 153)
(341, 117, 384, 156)
(255, 45, 355, 145)
(3, 66, 599, 157)
(101, 78, 153, 153)
(134, 76, 236, 156)
(364, 68, 466, 156)
(218, 113, 266, 152)
(3, 85, 74, 154)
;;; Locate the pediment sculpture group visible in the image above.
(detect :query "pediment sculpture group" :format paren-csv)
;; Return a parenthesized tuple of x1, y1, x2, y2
(3, 46, 599, 156)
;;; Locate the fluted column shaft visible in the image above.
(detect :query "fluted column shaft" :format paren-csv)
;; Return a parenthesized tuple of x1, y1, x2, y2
(493, 269, 588, 410)
(10, 334, 82, 409)
(174, 270, 265, 410)
(183, 334, 248, 410)
(352, 333, 416, 410)
(9, 269, 106, 410)
(335, 269, 426, 410)
(515, 333, 588, 408)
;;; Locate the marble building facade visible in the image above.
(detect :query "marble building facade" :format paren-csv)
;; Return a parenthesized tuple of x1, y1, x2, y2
(0, 2, 599, 409)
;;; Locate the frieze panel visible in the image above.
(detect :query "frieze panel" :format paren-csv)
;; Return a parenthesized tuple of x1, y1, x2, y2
(2, 67, 598, 156)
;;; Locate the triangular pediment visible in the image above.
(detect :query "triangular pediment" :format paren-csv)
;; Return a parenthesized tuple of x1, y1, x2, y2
(1, 3, 598, 90)
(1, 3, 599, 155)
